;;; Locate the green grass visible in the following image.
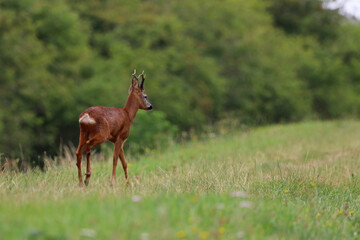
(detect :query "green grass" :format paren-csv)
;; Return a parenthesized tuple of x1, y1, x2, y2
(1, 121, 360, 239)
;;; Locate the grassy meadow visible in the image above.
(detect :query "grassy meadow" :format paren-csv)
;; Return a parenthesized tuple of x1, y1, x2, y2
(1, 121, 360, 239)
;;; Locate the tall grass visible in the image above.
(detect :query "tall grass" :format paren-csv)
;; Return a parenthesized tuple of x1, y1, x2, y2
(1, 121, 360, 239)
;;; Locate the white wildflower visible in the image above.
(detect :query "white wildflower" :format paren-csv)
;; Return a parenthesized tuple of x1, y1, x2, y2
(80, 228, 96, 238)
(141, 232, 149, 240)
(237, 231, 245, 239)
(230, 191, 248, 198)
(239, 201, 253, 209)
(216, 203, 225, 210)
(132, 195, 142, 202)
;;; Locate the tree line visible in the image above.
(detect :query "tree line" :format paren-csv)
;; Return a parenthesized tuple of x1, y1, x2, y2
(1, 0, 360, 164)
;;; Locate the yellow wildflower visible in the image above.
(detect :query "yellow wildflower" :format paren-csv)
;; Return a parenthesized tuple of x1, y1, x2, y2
(191, 195, 199, 203)
(191, 227, 199, 234)
(176, 230, 186, 238)
(218, 227, 225, 234)
(337, 211, 343, 215)
(199, 232, 209, 239)
(349, 211, 355, 215)
(311, 183, 316, 187)
(284, 190, 290, 193)
(316, 213, 321, 219)
(127, 163, 132, 167)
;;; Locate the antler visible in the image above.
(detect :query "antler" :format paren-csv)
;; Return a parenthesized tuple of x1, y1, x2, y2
(132, 69, 139, 80)
(140, 70, 145, 89)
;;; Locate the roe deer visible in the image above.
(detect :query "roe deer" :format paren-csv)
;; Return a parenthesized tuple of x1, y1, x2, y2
(75, 70, 152, 186)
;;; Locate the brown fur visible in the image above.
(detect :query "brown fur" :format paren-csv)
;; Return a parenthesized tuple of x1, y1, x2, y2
(75, 71, 152, 186)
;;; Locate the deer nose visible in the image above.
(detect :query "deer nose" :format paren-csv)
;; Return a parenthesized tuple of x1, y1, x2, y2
(147, 105, 153, 110)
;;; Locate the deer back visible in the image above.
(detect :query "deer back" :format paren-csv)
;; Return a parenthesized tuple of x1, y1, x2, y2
(79, 106, 131, 142)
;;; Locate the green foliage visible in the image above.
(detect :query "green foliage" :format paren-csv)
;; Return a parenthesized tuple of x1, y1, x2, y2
(267, 0, 341, 41)
(1, 0, 360, 161)
(126, 111, 178, 154)
(266, 0, 360, 119)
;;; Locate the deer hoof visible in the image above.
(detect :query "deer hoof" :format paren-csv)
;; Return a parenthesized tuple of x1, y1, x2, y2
(84, 179, 89, 186)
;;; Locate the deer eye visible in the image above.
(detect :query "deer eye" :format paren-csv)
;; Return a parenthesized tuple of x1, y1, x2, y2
(144, 96, 147, 99)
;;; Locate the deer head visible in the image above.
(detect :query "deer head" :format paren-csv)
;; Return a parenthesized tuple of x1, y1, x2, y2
(130, 69, 152, 111)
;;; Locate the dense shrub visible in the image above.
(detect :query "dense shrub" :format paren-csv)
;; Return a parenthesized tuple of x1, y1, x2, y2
(127, 111, 178, 154)
(0, 0, 360, 163)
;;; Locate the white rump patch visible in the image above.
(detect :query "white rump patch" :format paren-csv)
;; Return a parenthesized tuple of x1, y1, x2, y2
(79, 113, 96, 124)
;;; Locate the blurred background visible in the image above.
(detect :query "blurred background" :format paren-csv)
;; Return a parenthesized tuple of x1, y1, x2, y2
(1, 0, 360, 167)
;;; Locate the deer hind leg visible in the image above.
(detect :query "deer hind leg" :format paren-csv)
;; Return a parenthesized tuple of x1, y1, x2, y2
(83, 133, 107, 185)
(84, 146, 91, 186)
(75, 132, 87, 186)
(86, 133, 107, 148)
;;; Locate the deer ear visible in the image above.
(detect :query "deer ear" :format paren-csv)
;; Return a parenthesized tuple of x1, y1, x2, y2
(130, 76, 139, 92)
(133, 76, 140, 87)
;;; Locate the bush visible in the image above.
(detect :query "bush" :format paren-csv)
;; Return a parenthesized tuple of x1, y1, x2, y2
(125, 111, 178, 155)
(1, 0, 360, 163)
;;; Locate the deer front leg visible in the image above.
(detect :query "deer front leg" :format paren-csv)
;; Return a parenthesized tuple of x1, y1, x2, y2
(84, 147, 91, 186)
(111, 141, 122, 185)
(119, 147, 128, 184)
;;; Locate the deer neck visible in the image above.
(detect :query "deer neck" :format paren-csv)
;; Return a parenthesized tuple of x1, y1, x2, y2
(123, 93, 139, 123)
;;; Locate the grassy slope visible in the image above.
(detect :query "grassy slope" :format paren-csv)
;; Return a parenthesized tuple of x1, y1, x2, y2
(1, 121, 360, 239)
